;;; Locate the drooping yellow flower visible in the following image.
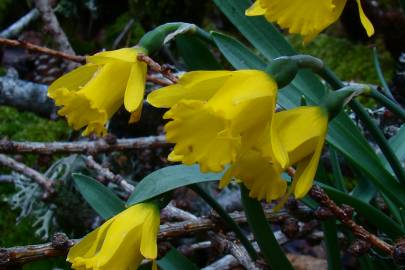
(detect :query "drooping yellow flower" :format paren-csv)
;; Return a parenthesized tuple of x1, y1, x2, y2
(220, 106, 328, 202)
(246, 0, 374, 42)
(48, 48, 147, 136)
(67, 203, 160, 270)
(147, 70, 286, 173)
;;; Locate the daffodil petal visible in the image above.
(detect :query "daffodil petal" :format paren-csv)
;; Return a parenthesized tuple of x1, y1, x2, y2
(276, 106, 328, 164)
(147, 71, 233, 108)
(140, 205, 160, 259)
(245, 1, 266, 16)
(124, 61, 147, 112)
(48, 64, 98, 93)
(67, 219, 114, 261)
(293, 134, 326, 198)
(87, 48, 140, 64)
(129, 102, 143, 124)
(230, 150, 287, 202)
(355, 0, 374, 36)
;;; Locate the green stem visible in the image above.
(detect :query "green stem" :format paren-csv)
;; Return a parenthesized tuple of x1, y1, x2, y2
(138, 22, 214, 54)
(322, 219, 342, 270)
(329, 146, 347, 193)
(319, 67, 405, 185)
(190, 184, 258, 260)
(240, 185, 293, 270)
(368, 88, 405, 121)
(372, 47, 397, 102)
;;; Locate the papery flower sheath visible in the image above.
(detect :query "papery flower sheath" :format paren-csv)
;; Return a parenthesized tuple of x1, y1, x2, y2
(246, 0, 374, 42)
(48, 48, 147, 136)
(221, 106, 328, 202)
(67, 203, 160, 270)
(147, 70, 286, 173)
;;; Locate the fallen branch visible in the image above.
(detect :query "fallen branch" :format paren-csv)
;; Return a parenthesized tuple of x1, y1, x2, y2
(83, 155, 134, 194)
(0, 154, 54, 196)
(0, 135, 167, 155)
(0, 175, 13, 184)
(0, 74, 55, 117)
(0, 209, 294, 267)
(0, 9, 40, 38)
(33, 0, 75, 56)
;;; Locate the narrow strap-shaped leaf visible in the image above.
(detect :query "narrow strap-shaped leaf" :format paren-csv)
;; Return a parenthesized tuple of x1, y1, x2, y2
(240, 185, 293, 270)
(176, 34, 222, 70)
(372, 47, 396, 102)
(72, 173, 125, 219)
(211, 32, 266, 70)
(322, 219, 342, 270)
(329, 146, 347, 193)
(157, 248, 199, 270)
(127, 165, 223, 206)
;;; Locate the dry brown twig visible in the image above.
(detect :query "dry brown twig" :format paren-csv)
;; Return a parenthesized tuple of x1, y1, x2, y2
(287, 167, 394, 255)
(0, 135, 167, 155)
(0, 38, 85, 63)
(308, 185, 394, 255)
(209, 232, 260, 270)
(0, 209, 296, 267)
(0, 154, 54, 196)
(137, 54, 179, 83)
(0, 39, 176, 86)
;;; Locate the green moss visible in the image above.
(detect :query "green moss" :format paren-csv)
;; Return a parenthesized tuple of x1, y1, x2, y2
(289, 34, 394, 84)
(0, 106, 70, 141)
(0, 107, 71, 269)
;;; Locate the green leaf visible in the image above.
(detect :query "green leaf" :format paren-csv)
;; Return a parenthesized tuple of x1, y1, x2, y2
(240, 185, 293, 270)
(211, 32, 266, 70)
(157, 248, 199, 270)
(380, 124, 405, 172)
(127, 165, 223, 206)
(210, 1, 405, 207)
(72, 173, 125, 219)
(176, 34, 222, 70)
(322, 219, 342, 270)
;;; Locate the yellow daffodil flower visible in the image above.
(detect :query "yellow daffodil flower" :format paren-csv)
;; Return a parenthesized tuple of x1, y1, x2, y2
(246, 0, 374, 42)
(147, 70, 286, 173)
(48, 48, 147, 136)
(67, 203, 160, 270)
(221, 106, 328, 202)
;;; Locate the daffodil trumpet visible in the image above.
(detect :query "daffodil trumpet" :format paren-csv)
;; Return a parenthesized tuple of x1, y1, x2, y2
(147, 70, 284, 173)
(48, 47, 148, 136)
(67, 202, 160, 270)
(246, 0, 375, 42)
